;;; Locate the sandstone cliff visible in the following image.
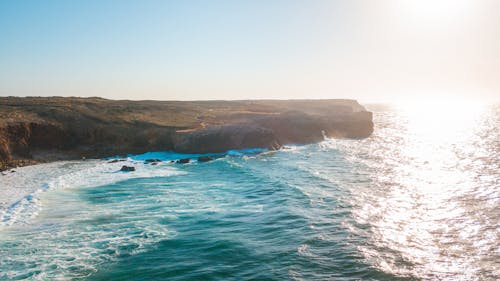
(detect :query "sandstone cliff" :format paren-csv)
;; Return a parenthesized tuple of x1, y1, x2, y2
(0, 97, 373, 170)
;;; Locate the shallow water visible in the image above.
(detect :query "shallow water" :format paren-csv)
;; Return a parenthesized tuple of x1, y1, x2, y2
(0, 105, 498, 280)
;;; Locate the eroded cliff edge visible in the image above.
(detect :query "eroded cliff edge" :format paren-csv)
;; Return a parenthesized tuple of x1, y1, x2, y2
(0, 97, 373, 170)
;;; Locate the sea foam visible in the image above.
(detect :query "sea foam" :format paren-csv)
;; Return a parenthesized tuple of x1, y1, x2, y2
(0, 159, 183, 227)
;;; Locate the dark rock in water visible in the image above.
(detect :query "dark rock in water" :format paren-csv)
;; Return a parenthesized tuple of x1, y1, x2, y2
(144, 159, 162, 164)
(197, 156, 213, 162)
(10, 170, 15, 173)
(120, 165, 135, 172)
(108, 159, 126, 163)
(151, 162, 159, 166)
(170, 160, 175, 163)
(176, 158, 190, 164)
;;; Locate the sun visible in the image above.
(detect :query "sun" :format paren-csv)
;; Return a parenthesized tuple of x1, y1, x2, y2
(391, 0, 477, 28)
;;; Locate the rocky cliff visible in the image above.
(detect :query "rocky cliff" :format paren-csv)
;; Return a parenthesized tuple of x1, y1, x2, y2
(0, 97, 373, 170)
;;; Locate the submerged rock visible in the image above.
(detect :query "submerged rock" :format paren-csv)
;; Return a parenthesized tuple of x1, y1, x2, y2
(176, 158, 190, 164)
(197, 156, 213, 162)
(108, 159, 126, 163)
(144, 159, 162, 163)
(120, 165, 135, 172)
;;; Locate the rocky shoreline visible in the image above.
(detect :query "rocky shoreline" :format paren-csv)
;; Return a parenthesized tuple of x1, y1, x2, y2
(0, 97, 373, 171)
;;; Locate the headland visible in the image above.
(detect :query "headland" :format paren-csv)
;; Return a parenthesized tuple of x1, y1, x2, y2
(0, 97, 373, 171)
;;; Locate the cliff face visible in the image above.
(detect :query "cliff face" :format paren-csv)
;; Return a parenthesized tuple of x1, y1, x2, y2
(0, 97, 373, 170)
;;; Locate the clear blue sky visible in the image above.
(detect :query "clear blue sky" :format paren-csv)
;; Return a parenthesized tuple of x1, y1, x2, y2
(1, 0, 499, 102)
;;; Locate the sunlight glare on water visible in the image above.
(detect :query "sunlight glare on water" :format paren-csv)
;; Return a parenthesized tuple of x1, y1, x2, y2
(337, 101, 499, 280)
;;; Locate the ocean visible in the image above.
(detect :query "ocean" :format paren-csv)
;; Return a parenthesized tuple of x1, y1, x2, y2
(0, 104, 498, 280)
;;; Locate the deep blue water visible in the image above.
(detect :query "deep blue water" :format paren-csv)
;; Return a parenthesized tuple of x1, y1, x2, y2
(1, 106, 498, 280)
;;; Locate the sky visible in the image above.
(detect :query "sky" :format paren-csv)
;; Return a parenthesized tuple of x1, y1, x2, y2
(0, 0, 499, 102)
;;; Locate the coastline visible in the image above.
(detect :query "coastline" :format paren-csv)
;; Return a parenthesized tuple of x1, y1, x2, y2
(0, 97, 373, 172)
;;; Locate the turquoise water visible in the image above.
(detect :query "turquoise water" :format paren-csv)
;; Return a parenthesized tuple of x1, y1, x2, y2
(0, 106, 498, 280)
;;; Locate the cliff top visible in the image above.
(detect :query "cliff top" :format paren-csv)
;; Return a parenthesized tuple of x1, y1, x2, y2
(0, 97, 367, 129)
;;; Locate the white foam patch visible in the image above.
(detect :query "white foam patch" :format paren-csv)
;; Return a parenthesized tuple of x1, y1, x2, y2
(0, 208, 173, 280)
(0, 160, 183, 227)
